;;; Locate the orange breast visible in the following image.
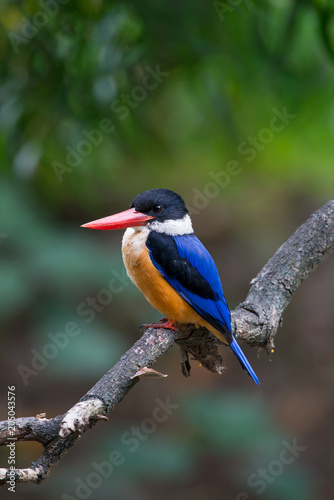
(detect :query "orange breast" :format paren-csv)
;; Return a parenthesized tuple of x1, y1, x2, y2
(122, 228, 228, 344)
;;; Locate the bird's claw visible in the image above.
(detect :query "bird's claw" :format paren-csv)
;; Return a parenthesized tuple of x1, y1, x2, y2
(142, 318, 178, 332)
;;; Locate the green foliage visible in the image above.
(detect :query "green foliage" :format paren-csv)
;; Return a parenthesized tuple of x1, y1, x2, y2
(180, 392, 273, 452)
(181, 391, 315, 500)
(1, 0, 334, 205)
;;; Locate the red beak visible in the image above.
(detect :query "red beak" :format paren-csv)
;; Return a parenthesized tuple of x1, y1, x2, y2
(81, 207, 155, 230)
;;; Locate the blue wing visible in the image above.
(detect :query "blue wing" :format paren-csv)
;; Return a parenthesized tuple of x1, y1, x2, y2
(146, 232, 260, 385)
(174, 234, 232, 334)
(146, 232, 231, 337)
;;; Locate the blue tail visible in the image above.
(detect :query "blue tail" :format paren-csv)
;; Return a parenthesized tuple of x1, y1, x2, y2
(229, 338, 260, 385)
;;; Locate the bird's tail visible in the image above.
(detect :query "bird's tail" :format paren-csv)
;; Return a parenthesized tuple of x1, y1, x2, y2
(229, 337, 260, 386)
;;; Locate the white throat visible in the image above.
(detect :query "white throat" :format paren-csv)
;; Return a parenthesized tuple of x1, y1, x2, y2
(121, 215, 193, 257)
(148, 214, 193, 236)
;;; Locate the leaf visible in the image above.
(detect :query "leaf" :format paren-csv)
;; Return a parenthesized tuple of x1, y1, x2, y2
(131, 367, 168, 379)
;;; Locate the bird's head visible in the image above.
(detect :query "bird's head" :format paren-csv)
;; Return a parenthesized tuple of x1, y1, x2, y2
(82, 189, 193, 235)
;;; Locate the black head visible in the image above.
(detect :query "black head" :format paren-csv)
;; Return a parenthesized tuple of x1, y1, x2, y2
(130, 189, 188, 222)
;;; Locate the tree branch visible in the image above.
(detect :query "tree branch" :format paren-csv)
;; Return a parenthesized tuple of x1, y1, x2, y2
(233, 199, 334, 349)
(1, 199, 333, 486)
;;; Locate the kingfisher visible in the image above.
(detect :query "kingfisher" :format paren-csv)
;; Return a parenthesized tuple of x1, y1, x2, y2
(82, 189, 259, 385)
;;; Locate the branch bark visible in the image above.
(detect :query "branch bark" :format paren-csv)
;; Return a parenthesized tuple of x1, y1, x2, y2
(1, 199, 333, 486)
(233, 199, 334, 348)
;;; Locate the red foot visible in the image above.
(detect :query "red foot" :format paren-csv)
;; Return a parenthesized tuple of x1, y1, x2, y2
(143, 318, 178, 332)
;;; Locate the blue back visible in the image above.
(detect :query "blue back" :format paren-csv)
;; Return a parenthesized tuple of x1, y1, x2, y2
(146, 231, 260, 385)
(147, 233, 231, 337)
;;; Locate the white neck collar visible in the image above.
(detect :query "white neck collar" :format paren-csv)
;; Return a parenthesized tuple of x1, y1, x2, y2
(147, 214, 193, 236)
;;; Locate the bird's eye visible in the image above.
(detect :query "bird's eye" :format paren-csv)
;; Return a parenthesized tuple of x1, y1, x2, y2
(152, 205, 163, 214)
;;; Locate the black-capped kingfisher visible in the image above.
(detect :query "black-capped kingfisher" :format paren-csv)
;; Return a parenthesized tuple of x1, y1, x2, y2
(82, 189, 259, 385)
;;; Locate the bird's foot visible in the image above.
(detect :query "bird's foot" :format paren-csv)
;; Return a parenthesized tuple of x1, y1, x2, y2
(142, 318, 178, 332)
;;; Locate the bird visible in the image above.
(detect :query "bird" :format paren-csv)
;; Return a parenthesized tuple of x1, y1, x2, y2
(82, 188, 259, 385)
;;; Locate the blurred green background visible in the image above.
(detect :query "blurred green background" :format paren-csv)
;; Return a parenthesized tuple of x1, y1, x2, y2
(1, 0, 334, 499)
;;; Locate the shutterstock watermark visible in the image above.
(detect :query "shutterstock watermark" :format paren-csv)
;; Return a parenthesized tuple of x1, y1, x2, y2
(236, 438, 306, 499)
(16, 268, 129, 386)
(52, 65, 169, 182)
(7, 0, 69, 53)
(188, 106, 296, 215)
(61, 397, 179, 500)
